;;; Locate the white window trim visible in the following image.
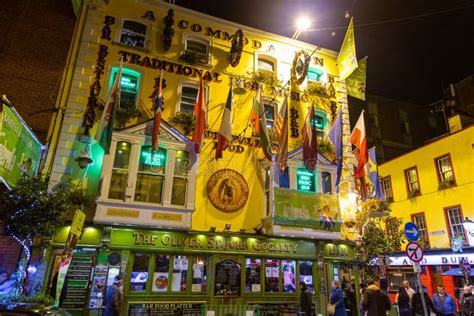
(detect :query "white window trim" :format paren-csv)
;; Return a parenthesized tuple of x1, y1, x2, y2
(181, 33, 212, 66)
(116, 18, 151, 50)
(175, 80, 209, 116)
(255, 52, 278, 75)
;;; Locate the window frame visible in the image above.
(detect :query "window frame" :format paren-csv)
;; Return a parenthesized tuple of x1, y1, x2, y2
(263, 97, 279, 129)
(117, 18, 150, 50)
(107, 66, 142, 114)
(411, 212, 430, 248)
(434, 153, 456, 187)
(404, 166, 421, 196)
(381, 176, 394, 202)
(182, 33, 212, 66)
(255, 53, 278, 75)
(175, 80, 209, 116)
(444, 205, 467, 245)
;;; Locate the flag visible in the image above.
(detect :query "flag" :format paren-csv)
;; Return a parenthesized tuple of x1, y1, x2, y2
(192, 76, 206, 153)
(302, 103, 317, 171)
(337, 17, 358, 80)
(151, 69, 164, 151)
(368, 147, 385, 200)
(95, 64, 122, 154)
(329, 109, 343, 193)
(250, 88, 260, 136)
(216, 82, 233, 159)
(346, 57, 367, 100)
(350, 111, 368, 178)
(255, 85, 272, 160)
(275, 93, 288, 170)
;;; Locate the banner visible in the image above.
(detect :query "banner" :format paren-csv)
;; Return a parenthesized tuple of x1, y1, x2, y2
(274, 188, 341, 231)
(337, 18, 358, 80)
(70, 209, 86, 237)
(55, 256, 72, 306)
(0, 105, 43, 187)
(346, 57, 367, 100)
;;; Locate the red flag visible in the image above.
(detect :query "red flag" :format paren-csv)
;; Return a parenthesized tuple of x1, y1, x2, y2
(302, 104, 317, 171)
(192, 77, 206, 153)
(151, 70, 164, 151)
(216, 82, 233, 159)
(350, 110, 368, 177)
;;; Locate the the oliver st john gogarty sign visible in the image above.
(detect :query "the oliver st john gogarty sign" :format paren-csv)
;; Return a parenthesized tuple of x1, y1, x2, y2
(109, 229, 316, 258)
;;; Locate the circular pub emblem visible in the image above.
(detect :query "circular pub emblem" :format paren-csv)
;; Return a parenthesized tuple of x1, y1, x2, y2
(207, 169, 249, 213)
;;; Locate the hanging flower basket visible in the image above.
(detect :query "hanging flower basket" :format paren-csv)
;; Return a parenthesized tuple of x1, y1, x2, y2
(305, 81, 330, 99)
(169, 111, 195, 135)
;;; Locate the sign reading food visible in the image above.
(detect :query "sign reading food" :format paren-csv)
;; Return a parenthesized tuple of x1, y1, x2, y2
(206, 169, 249, 213)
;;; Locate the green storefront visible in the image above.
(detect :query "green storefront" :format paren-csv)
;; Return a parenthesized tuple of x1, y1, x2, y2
(47, 226, 359, 316)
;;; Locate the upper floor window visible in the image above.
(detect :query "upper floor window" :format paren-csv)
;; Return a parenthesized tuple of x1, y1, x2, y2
(108, 141, 131, 200)
(405, 167, 420, 196)
(182, 35, 211, 65)
(321, 172, 331, 194)
(279, 167, 290, 189)
(109, 67, 141, 109)
(435, 154, 455, 187)
(445, 206, 467, 244)
(313, 109, 328, 140)
(412, 213, 430, 248)
(134, 146, 167, 204)
(381, 176, 394, 202)
(178, 82, 209, 115)
(258, 58, 275, 73)
(264, 99, 277, 129)
(120, 20, 147, 48)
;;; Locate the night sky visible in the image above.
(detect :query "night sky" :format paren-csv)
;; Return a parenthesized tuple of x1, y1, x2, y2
(174, 0, 474, 105)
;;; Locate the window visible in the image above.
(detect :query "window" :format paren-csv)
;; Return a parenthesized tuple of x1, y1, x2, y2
(313, 109, 328, 140)
(171, 150, 189, 205)
(130, 253, 150, 292)
(405, 167, 420, 196)
(435, 154, 455, 185)
(120, 20, 147, 48)
(192, 256, 208, 292)
(322, 172, 332, 194)
(152, 255, 170, 292)
(412, 213, 430, 248)
(265, 259, 280, 293)
(282, 260, 296, 293)
(258, 58, 275, 73)
(381, 176, 394, 202)
(245, 258, 261, 293)
(279, 167, 290, 188)
(299, 261, 313, 294)
(445, 206, 467, 244)
(108, 141, 131, 200)
(172, 256, 188, 292)
(264, 99, 277, 128)
(183, 36, 211, 65)
(134, 146, 167, 204)
(109, 67, 141, 109)
(178, 82, 208, 114)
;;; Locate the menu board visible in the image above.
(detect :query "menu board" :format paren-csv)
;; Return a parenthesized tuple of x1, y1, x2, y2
(252, 303, 300, 316)
(60, 255, 93, 309)
(128, 302, 204, 316)
(214, 259, 241, 296)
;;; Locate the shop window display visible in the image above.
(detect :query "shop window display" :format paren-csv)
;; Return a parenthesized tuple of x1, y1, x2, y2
(265, 259, 280, 293)
(282, 260, 296, 293)
(130, 253, 150, 292)
(192, 257, 207, 292)
(245, 258, 261, 293)
(152, 255, 170, 292)
(172, 256, 188, 292)
(299, 261, 314, 294)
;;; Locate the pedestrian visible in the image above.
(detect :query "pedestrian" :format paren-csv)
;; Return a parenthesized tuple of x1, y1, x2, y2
(362, 277, 392, 316)
(300, 281, 312, 316)
(359, 283, 367, 316)
(412, 287, 435, 316)
(0, 270, 13, 295)
(104, 275, 123, 316)
(329, 280, 347, 316)
(432, 285, 456, 316)
(402, 280, 415, 300)
(460, 285, 474, 316)
(396, 283, 412, 316)
(343, 282, 357, 316)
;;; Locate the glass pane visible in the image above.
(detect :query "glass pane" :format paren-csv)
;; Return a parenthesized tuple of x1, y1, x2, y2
(134, 174, 164, 203)
(299, 261, 314, 294)
(138, 146, 166, 174)
(172, 256, 188, 292)
(192, 257, 207, 292)
(322, 172, 332, 194)
(171, 177, 187, 206)
(186, 40, 207, 54)
(152, 255, 170, 292)
(108, 169, 127, 200)
(282, 260, 296, 293)
(258, 59, 274, 72)
(121, 21, 146, 47)
(279, 168, 289, 188)
(245, 258, 261, 293)
(181, 86, 198, 113)
(265, 259, 280, 293)
(113, 142, 131, 169)
(130, 253, 150, 292)
(264, 103, 275, 121)
(174, 151, 190, 176)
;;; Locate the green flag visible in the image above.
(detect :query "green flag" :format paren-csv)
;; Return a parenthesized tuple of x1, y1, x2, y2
(346, 57, 367, 100)
(255, 85, 272, 161)
(337, 17, 358, 80)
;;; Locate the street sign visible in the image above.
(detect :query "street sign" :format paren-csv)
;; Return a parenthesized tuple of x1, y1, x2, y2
(404, 222, 420, 241)
(406, 241, 424, 262)
(413, 262, 421, 273)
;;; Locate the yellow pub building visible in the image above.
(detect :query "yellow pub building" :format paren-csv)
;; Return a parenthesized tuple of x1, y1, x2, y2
(41, 0, 362, 315)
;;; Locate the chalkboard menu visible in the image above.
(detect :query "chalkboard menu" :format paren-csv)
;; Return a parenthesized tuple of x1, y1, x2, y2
(214, 259, 241, 296)
(252, 303, 300, 316)
(60, 255, 93, 309)
(128, 302, 205, 316)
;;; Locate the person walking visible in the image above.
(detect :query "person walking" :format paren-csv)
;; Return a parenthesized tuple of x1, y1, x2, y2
(460, 285, 474, 316)
(104, 275, 123, 316)
(396, 285, 412, 316)
(362, 277, 392, 316)
(329, 280, 347, 316)
(432, 285, 456, 316)
(411, 287, 436, 316)
(343, 282, 357, 316)
(300, 281, 312, 316)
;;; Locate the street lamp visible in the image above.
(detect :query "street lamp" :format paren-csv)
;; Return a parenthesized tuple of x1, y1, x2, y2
(292, 16, 311, 40)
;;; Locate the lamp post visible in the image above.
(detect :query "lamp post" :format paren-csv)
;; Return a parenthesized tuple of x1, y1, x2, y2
(292, 16, 311, 40)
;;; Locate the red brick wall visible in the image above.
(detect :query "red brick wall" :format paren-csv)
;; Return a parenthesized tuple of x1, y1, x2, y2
(0, 0, 76, 142)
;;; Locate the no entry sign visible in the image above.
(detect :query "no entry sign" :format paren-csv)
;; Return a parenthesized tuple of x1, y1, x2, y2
(406, 241, 424, 262)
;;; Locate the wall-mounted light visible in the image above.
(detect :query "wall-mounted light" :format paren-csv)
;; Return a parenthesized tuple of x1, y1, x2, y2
(75, 146, 93, 169)
(223, 224, 231, 232)
(254, 223, 264, 234)
(209, 226, 216, 233)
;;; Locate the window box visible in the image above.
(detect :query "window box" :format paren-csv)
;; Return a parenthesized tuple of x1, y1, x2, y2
(179, 50, 209, 66)
(407, 189, 420, 199)
(438, 178, 455, 191)
(181, 36, 211, 66)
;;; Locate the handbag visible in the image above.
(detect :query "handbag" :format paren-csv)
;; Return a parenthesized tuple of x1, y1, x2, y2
(327, 303, 336, 314)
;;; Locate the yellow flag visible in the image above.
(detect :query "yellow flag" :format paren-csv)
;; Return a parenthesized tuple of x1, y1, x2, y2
(337, 18, 358, 80)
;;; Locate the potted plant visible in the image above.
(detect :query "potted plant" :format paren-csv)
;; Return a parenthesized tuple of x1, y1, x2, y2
(407, 189, 419, 199)
(115, 101, 140, 127)
(250, 70, 282, 90)
(438, 178, 455, 191)
(169, 111, 195, 135)
(304, 81, 330, 99)
(179, 50, 208, 65)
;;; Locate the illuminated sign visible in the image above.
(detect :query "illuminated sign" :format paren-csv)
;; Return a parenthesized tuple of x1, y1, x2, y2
(120, 75, 137, 91)
(297, 167, 315, 192)
(142, 151, 165, 167)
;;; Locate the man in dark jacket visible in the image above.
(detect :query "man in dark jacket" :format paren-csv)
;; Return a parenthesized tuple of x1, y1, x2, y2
(105, 275, 123, 316)
(362, 277, 392, 316)
(300, 281, 312, 316)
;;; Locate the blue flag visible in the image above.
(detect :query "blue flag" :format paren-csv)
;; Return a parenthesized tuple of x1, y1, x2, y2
(368, 147, 385, 200)
(329, 110, 343, 193)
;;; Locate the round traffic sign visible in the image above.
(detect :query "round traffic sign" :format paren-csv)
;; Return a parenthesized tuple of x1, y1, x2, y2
(405, 241, 424, 262)
(404, 222, 420, 242)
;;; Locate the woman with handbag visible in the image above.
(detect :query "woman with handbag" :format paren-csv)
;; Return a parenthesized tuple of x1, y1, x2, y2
(329, 280, 347, 316)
